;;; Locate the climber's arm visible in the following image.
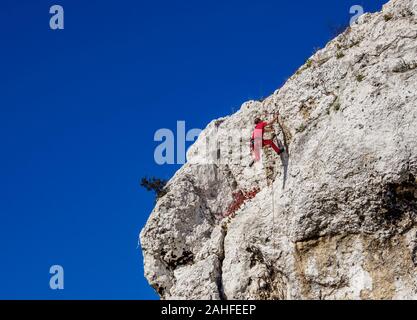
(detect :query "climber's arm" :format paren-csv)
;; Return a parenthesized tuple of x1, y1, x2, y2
(265, 113, 280, 129)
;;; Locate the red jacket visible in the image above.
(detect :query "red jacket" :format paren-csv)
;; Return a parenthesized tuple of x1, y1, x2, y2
(251, 121, 268, 140)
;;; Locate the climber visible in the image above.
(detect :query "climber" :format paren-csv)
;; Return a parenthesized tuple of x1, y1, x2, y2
(250, 113, 284, 163)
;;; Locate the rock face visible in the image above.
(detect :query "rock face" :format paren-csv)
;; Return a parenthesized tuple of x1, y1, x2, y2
(140, 0, 417, 299)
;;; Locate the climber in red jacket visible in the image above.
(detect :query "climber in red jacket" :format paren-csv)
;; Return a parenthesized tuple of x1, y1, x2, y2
(250, 113, 284, 162)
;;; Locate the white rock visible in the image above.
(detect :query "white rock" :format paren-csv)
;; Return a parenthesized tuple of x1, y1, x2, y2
(140, 0, 417, 299)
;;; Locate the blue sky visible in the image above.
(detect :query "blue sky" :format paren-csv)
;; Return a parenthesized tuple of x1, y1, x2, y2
(0, 0, 387, 299)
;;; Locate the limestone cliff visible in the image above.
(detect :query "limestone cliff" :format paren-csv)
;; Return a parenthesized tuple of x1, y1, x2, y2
(140, 0, 417, 299)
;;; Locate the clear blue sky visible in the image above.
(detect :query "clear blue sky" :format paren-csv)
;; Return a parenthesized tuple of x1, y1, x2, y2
(0, 0, 386, 299)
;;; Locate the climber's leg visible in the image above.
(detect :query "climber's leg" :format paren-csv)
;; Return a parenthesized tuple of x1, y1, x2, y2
(263, 139, 283, 154)
(253, 138, 262, 161)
